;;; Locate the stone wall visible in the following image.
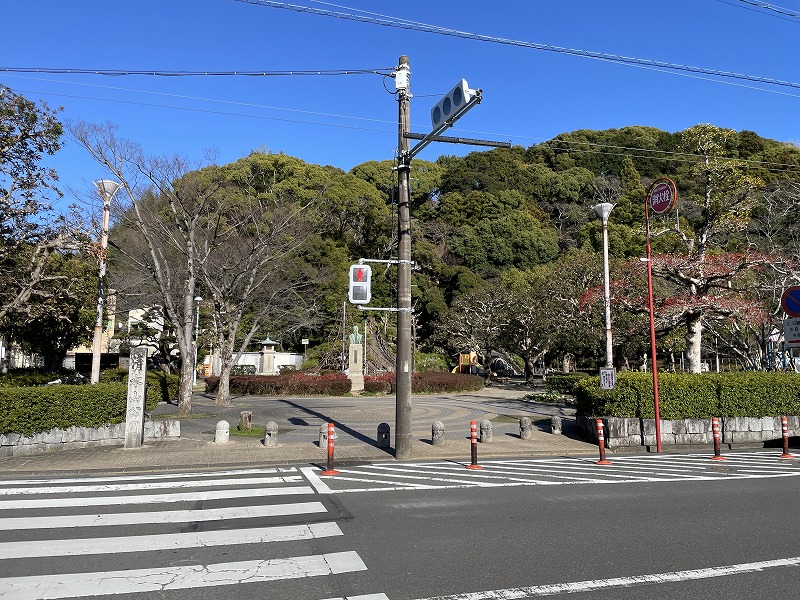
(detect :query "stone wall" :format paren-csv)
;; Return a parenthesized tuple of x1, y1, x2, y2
(577, 416, 800, 448)
(0, 419, 180, 457)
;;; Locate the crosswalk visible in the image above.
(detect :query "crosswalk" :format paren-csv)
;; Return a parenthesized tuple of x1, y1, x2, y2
(302, 450, 800, 494)
(0, 467, 384, 600)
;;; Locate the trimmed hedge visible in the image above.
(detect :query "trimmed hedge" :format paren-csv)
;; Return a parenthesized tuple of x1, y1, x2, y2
(204, 372, 484, 396)
(574, 372, 800, 419)
(545, 372, 592, 395)
(365, 373, 484, 395)
(0, 370, 178, 436)
(205, 373, 352, 396)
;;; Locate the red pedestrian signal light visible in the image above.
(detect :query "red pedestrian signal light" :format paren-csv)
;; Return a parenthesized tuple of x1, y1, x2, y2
(348, 264, 372, 304)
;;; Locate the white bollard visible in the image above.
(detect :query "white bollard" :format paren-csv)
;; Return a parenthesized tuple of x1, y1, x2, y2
(215, 420, 230, 444)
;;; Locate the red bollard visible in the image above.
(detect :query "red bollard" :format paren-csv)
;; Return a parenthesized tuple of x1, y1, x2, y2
(779, 416, 794, 459)
(466, 420, 483, 470)
(321, 423, 340, 476)
(710, 417, 726, 461)
(595, 418, 612, 465)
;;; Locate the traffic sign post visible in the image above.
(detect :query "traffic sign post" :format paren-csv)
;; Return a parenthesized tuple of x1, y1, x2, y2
(783, 317, 800, 348)
(600, 367, 616, 389)
(781, 286, 800, 317)
(648, 178, 677, 215)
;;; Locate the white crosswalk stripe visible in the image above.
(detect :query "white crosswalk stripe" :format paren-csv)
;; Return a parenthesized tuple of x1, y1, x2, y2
(0, 466, 382, 600)
(303, 450, 800, 493)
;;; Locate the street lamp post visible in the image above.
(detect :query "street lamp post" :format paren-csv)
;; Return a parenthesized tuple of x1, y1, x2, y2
(90, 179, 122, 384)
(592, 202, 615, 369)
(192, 296, 202, 387)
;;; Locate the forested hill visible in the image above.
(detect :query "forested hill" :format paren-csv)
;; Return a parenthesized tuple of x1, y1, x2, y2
(339, 124, 800, 374)
(102, 123, 800, 377)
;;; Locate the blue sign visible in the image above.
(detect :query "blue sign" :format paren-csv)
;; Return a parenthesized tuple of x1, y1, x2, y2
(781, 286, 800, 317)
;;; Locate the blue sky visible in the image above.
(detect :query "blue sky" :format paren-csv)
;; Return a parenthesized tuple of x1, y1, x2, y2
(4, 1, 798, 208)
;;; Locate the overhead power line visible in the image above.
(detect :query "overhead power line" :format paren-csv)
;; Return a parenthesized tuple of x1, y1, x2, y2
(735, 0, 800, 19)
(0, 66, 395, 77)
(236, 0, 800, 91)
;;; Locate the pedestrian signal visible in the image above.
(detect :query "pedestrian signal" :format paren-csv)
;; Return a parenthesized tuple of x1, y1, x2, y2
(348, 264, 372, 305)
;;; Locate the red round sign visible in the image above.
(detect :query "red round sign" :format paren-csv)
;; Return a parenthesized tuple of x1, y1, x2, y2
(781, 286, 800, 317)
(648, 178, 677, 215)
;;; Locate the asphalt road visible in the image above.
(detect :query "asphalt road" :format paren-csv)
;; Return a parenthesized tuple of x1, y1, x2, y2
(337, 475, 800, 599)
(2, 454, 799, 599)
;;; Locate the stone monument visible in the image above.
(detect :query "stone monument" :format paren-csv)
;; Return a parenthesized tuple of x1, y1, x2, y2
(348, 325, 364, 393)
(124, 347, 148, 449)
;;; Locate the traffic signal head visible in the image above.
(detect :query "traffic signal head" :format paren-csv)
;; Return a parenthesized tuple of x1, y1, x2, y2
(348, 264, 372, 305)
(430, 79, 475, 129)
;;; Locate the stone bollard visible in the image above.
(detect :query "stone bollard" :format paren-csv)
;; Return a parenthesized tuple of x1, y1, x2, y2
(319, 424, 328, 447)
(264, 421, 279, 447)
(479, 419, 493, 443)
(377, 422, 391, 448)
(239, 411, 253, 431)
(550, 415, 563, 435)
(215, 420, 230, 444)
(519, 417, 533, 440)
(432, 421, 445, 446)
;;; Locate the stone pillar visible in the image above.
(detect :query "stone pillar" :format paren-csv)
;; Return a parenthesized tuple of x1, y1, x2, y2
(519, 417, 533, 440)
(215, 420, 230, 444)
(239, 411, 253, 431)
(348, 343, 364, 393)
(260, 346, 277, 375)
(432, 421, 445, 446)
(319, 423, 329, 447)
(264, 421, 279, 447)
(479, 419, 493, 443)
(124, 347, 148, 449)
(550, 415, 563, 435)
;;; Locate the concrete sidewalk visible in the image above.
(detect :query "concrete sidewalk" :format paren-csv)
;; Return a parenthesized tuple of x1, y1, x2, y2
(0, 384, 605, 476)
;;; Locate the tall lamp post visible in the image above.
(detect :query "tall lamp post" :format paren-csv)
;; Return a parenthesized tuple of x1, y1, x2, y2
(592, 202, 615, 369)
(192, 296, 202, 387)
(90, 179, 122, 384)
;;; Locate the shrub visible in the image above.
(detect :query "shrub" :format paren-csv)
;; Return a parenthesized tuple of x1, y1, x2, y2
(574, 371, 800, 418)
(0, 383, 129, 436)
(205, 372, 351, 396)
(204, 372, 484, 396)
(231, 364, 257, 375)
(546, 372, 592, 395)
(0, 369, 87, 387)
(364, 373, 484, 395)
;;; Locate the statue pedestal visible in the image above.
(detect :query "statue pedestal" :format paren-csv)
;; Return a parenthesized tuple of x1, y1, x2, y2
(348, 343, 364, 392)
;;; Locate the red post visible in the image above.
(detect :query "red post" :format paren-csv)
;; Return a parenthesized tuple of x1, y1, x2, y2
(466, 420, 483, 470)
(321, 422, 340, 476)
(595, 418, 612, 465)
(779, 416, 794, 459)
(644, 192, 663, 453)
(710, 417, 726, 461)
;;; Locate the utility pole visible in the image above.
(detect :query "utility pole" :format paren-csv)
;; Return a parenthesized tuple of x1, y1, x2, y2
(395, 55, 413, 460)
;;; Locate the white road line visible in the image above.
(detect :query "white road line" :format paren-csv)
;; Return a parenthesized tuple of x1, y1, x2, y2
(0, 551, 367, 599)
(337, 468, 517, 486)
(412, 555, 800, 599)
(322, 595, 390, 600)
(0, 485, 313, 510)
(301, 466, 333, 493)
(365, 463, 663, 483)
(0, 467, 298, 487)
(0, 501, 327, 531)
(0, 522, 343, 559)
(0, 475, 304, 496)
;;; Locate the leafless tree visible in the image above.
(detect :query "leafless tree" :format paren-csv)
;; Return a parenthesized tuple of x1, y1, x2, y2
(70, 121, 223, 416)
